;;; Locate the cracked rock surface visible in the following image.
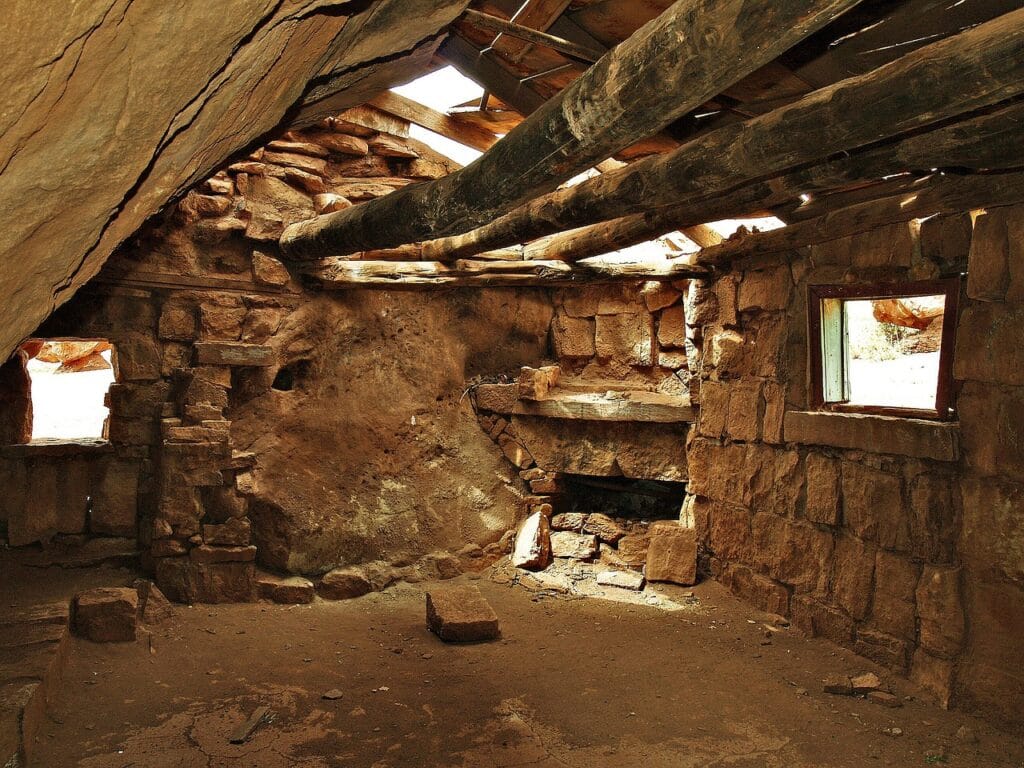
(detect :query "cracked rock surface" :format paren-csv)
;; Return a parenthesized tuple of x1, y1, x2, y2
(0, 0, 467, 361)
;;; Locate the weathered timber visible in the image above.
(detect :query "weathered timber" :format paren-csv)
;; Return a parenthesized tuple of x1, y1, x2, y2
(461, 9, 606, 63)
(368, 91, 498, 152)
(440, 33, 548, 116)
(419, 10, 1024, 258)
(513, 391, 695, 423)
(302, 258, 707, 289)
(694, 172, 1024, 267)
(280, 0, 866, 259)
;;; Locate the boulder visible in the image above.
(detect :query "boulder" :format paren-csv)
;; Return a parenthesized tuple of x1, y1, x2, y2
(511, 511, 551, 571)
(425, 585, 500, 642)
(73, 588, 139, 642)
(550, 531, 599, 560)
(319, 567, 372, 600)
(645, 522, 697, 585)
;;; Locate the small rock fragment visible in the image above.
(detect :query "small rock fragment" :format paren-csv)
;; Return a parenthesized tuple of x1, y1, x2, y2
(867, 690, 902, 708)
(583, 513, 627, 544)
(955, 725, 979, 744)
(322, 689, 345, 700)
(596, 570, 645, 591)
(882, 727, 903, 738)
(823, 675, 854, 696)
(850, 672, 882, 694)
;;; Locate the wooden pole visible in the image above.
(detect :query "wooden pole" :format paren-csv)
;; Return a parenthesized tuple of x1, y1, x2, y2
(419, 10, 1024, 259)
(280, 0, 866, 259)
(425, 100, 1024, 263)
(462, 9, 606, 63)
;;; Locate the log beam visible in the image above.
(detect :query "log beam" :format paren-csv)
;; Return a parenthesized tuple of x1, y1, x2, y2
(419, 10, 1024, 260)
(280, 0, 866, 259)
(424, 100, 1024, 263)
(368, 91, 499, 152)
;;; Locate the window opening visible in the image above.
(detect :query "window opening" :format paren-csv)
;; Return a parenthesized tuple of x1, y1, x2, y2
(808, 280, 958, 419)
(20, 339, 115, 440)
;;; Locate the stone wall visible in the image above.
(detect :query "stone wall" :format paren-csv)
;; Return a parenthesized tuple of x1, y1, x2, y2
(1, 105, 550, 600)
(684, 208, 1024, 725)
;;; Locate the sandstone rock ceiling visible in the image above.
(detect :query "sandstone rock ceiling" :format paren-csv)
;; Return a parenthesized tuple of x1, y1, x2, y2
(0, 0, 1015, 363)
(0, 0, 468, 361)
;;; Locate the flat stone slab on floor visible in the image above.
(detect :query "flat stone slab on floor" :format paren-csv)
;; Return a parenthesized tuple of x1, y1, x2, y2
(596, 570, 645, 591)
(426, 584, 500, 642)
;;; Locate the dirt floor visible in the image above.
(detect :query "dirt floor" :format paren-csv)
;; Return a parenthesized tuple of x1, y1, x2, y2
(17, 565, 1022, 768)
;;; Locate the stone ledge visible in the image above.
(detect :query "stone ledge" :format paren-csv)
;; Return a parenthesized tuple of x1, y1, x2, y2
(0, 439, 113, 459)
(783, 411, 959, 462)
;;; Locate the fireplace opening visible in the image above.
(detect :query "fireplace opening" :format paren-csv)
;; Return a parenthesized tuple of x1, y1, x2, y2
(558, 474, 687, 523)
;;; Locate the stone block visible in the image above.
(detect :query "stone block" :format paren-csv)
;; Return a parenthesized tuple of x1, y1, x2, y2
(115, 333, 162, 381)
(200, 303, 245, 341)
(697, 380, 728, 438)
(551, 313, 596, 359)
(189, 545, 256, 564)
(91, 461, 138, 537)
(158, 299, 198, 341)
(597, 570, 645, 591)
(73, 588, 138, 642)
(783, 410, 959, 462)
(869, 550, 918, 641)
(257, 573, 315, 604)
(790, 595, 854, 646)
(737, 265, 791, 312)
(194, 562, 255, 603)
(517, 366, 560, 400)
(595, 313, 655, 365)
(831, 535, 875, 621)
(966, 207, 1012, 301)
(426, 585, 500, 642)
(252, 251, 291, 287)
(959, 477, 1024, 584)
(761, 380, 785, 444)
(841, 462, 908, 551)
(752, 515, 832, 594)
(202, 517, 251, 546)
(474, 383, 518, 413)
(919, 212, 972, 275)
(8, 461, 58, 546)
(107, 381, 171, 418)
(319, 567, 372, 600)
(716, 276, 738, 326)
(955, 303, 1024, 388)
(726, 379, 763, 442)
(657, 305, 687, 348)
(916, 565, 964, 658)
(709, 502, 752, 562)
(720, 563, 790, 616)
(805, 453, 841, 525)
(645, 521, 696, 585)
(155, 557, 197, 603)
(615, 533, 650, 568)
(134, 579, 175, 625)
(855, 629, 910, 672)
(60, 457, 91, 535)
(910, 647, 956, 709)
(743, 444, 803, 516)
(551, 531, 599, 560)
(194, 341, 274, 367)
(641, 282, 680, 312)
(908, 473, 958, 563)
(497, 433, 533, 468)
(511, 511, 551, 571)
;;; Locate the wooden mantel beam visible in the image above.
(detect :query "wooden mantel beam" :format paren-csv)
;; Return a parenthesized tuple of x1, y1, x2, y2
(279, 0, 866, 260)
(418, 9, 1024, 260)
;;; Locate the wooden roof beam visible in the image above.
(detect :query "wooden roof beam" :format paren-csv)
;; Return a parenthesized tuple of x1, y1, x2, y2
(280, 0, 867, 260)
(461, 9, 605, 63)
(367, 91, 499, 152)
(416, 9, 1024, 259)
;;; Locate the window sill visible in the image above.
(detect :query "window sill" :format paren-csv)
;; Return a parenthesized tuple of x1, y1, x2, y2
(0, 438, 112, 459)
(783, 410, 959, 462)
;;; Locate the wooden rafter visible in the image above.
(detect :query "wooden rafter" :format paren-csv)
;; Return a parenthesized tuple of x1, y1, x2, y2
(461, 9, 605, 63)
(280, 0, 867, 260)
(415, 9, 1024, 260)
(368, 91, 499, 152)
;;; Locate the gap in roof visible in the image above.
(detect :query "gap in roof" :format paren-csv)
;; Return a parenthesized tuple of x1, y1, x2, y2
(706, 216, 786, 238)
(391, 66, 486, 167)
